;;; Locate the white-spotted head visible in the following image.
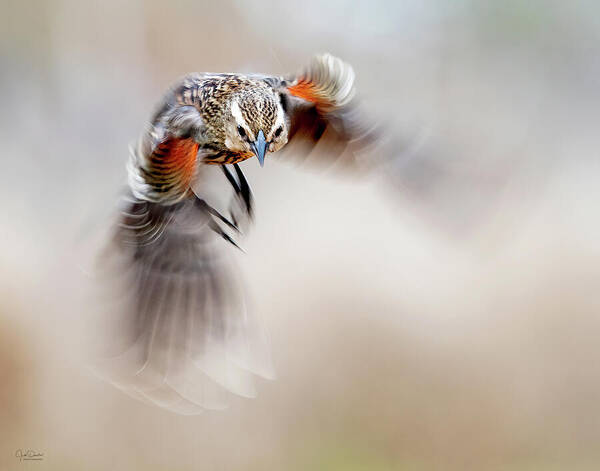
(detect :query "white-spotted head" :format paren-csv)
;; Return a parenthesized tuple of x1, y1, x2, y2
(224, 88, 289, 166)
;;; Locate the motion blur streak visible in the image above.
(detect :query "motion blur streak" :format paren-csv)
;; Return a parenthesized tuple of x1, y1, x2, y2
(1, 1, 599, 470)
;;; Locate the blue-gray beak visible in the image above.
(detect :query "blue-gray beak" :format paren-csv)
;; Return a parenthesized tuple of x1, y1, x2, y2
(251, 130, 268, 167)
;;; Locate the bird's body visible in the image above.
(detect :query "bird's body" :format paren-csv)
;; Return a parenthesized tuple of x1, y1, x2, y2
(128, 73, 284, 204)
(94, 54, 382, 414)
(159, 73, 281, 164)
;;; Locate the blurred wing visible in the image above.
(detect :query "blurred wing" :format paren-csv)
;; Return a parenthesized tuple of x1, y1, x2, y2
(92, 81, 270, 413)
(273, 54, 388, 172)
(91, 192, 273, 415)
(128, 74, 208, 204)
(273, 55, 507, 233)
(128, 122, 201, 204)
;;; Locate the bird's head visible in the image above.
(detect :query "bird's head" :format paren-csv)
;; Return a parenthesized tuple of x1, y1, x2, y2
(224, 88, 288, 166)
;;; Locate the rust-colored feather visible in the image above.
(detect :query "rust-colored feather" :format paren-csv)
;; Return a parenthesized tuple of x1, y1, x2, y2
(286, 54, 355, 113)
(287, 80, 329, 106)
(148, 137, 199, 189)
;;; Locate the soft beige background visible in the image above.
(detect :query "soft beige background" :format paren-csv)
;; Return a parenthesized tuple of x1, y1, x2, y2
(1, 1, 599, 469)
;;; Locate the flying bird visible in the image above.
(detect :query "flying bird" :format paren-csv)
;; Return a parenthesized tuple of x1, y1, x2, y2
(93, 54, 387, 414)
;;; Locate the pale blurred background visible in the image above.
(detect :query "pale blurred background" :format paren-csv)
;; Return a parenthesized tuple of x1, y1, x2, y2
(1, 1, 600, 470)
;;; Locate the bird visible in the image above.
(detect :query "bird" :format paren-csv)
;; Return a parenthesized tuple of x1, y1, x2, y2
(92, 54, 387, 414)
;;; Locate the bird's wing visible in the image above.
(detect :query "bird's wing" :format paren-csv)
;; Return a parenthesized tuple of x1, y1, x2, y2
(267, 54, 391, 172)
(91, 187, 272, 415)
(91, 81, 269, 414)
(265, 55, 511, 234)
(127, 75, 209, 205)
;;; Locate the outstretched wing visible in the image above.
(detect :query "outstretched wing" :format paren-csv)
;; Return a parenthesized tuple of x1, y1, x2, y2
(127, 75, 209, 205)
(275, 55, 512, 233)
(269, 54, 391, 172)
(92, 187, 272, 415)
(91, 78, 269, 414)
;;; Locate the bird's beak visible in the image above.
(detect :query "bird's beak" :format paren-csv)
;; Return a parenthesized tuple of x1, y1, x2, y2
(251, 130, 268, 167)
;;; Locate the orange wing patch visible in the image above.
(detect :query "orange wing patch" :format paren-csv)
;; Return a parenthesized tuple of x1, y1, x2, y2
(148, 137, 199, 194)
(287, 55, 356, 112)
(163, 138, 199, 186)
(287, 80, 332, 108)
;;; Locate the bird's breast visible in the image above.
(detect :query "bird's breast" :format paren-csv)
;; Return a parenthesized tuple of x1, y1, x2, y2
(203, 150, 254, 165)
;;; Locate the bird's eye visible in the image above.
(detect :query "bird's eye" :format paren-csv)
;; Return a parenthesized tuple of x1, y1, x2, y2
(273, 126, 283, 138)
(237, 126, 247, 138)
